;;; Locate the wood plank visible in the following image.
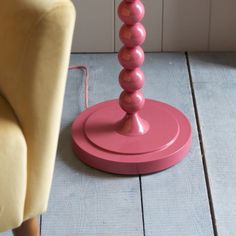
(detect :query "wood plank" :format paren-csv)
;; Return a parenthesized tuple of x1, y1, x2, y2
(210, 0, 236, 51)
(163, 0, 210, 51)
(41, 54, 144, 236)
(141, 53, 214, 235)
(0, 231, 11, 235)
(71, 0, 114, 52)
(115, 0, 162, 52)
(189, 52, 236, 235)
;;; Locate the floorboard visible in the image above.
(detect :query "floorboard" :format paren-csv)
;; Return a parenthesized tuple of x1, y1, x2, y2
(1, 53, 218, 236)
(140, 53, 214, 236)
(0, 231, 11, 236)
(189, 52, 236, 236)
(41, 54, 144, 236)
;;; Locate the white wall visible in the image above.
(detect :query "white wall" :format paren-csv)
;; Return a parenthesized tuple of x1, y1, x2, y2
(71, 0, 236, 52)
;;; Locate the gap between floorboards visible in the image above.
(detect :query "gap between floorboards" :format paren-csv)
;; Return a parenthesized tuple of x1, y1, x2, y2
(185, 52, 218, 236)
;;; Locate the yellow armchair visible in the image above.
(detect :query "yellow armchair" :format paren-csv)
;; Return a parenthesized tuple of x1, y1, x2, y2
(0, 0, 75, 232)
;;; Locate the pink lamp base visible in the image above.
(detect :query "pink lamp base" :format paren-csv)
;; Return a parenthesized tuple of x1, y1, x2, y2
(71, 99, 192, 175)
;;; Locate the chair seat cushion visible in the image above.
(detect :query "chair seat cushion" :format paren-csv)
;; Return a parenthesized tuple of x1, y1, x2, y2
(0, 95, 27, 232)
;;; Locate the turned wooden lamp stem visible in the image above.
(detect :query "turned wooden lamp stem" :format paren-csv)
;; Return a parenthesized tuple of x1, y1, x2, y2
(117, 0, 149, 136)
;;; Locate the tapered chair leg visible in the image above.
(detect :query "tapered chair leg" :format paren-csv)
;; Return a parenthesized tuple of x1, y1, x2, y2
(13, 217, 40, 236)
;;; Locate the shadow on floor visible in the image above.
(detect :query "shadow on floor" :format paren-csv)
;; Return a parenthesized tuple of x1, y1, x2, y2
(56, 123, 126, 179)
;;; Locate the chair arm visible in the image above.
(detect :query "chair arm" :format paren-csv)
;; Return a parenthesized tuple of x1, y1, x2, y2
(0, 0, 76, 219)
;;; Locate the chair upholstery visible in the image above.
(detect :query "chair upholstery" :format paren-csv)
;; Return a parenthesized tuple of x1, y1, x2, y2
(0, 96, 27, 231)
(0, 0, 75, 232)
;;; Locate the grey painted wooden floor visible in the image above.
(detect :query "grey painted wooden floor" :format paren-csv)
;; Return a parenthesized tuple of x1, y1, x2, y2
(2, 53, 236, 236)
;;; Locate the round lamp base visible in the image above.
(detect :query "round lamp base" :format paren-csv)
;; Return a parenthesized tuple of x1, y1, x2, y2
(71, 99, 192, 175)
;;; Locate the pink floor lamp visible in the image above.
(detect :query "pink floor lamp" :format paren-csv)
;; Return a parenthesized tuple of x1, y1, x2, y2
(71, 0, 192, 175)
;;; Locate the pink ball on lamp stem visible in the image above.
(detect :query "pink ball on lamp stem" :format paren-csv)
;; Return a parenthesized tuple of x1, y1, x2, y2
(118, 46, 144, 70)
(120, 22, 146, 47)
(119, 68, 144, 92)
(119, 90, 145, 114)
(118, 0, 145, 25)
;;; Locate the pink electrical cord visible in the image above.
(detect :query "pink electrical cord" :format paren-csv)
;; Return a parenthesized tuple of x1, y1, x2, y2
(69, 65, 89, 109)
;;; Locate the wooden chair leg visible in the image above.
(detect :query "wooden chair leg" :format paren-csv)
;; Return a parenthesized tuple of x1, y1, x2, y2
(13, 217, 40, 236)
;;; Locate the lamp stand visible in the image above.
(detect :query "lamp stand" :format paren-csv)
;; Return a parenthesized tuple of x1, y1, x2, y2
(71, 0, 192, 175)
